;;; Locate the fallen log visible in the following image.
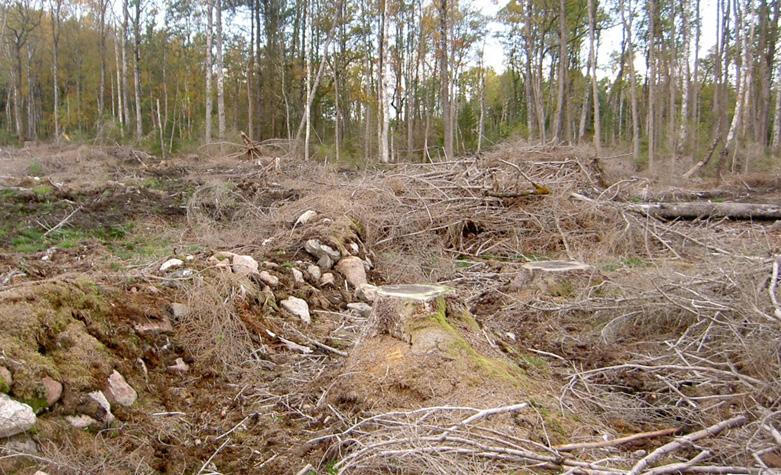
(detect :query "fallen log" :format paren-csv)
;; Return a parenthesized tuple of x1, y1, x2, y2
(632, 201, 781, 220)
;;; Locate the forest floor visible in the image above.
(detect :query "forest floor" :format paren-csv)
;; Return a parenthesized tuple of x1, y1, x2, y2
(0, 141, 779, 474)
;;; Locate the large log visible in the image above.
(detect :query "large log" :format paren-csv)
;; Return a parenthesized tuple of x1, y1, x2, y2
(633, 201, 781, 220)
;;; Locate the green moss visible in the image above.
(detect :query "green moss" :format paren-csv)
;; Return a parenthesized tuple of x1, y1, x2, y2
(21, 396, 49, 414)
(0, 375, 10, 394)
(32, 185, 53, 197)
(423, 298, 525, 385)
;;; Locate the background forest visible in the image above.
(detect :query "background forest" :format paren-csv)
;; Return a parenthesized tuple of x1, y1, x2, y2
(1, 0, 780, 174)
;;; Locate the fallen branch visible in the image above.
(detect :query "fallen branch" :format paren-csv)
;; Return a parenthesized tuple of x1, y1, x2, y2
(627, 414, 747, 475)
(632, 202, 781, 220)
(554, 427, 677, 451)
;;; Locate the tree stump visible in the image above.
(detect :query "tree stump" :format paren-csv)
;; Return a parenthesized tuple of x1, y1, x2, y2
(366, 284, 453, 343)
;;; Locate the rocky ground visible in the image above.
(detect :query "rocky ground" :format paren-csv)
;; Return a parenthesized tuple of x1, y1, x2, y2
(0, 143, 780, 474)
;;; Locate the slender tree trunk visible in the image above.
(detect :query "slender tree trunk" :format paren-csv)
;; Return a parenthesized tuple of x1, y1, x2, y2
(621, 0, 640, 164)
(121, 0, 130, 133)
(772, 63, 781, 151)
(588, 0, 601, 155)
(51, 0, 61, 141)
(378, 0, 389, 162)
(647, 0, 656, 171)
(114, 28, 124, 133)
(133, 0, 143, 140)
(215, 0, 225, 139)
(439, 0, 452, 159)
(553, 0, 567, 142)
(676, 0, 692, 158)
(205, 0, 213, 142)
(98, 0, 107, 119)
(247, 5, 254, 140)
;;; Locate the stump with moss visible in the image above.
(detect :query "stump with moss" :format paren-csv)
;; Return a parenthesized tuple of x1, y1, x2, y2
(331, 285, 553, 414)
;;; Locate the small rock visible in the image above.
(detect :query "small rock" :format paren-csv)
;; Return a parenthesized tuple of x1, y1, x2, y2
(321, 273, 335, 286)
(357, 284, 378, 303)
(85, 391, 114, 425)
(307, 264, 321, 281)
(335, 256, 368, 288)
(168, 358, 190, 373)
(185, 255, 195, 261)
(291, 268, 305, 284)
(770, 220, 781, 232)
(263, 261, 280, 269)
(2, 436, 38, 455)
(170, 302, 190, 319)
(347, 302, 372, 317)
(40, 377, 62, 406)
(33, 471, 49, 475)
(232, 254, 259, 275)
(134, 316, 174, 335)
(259, 271, 279, 286)
(106, 371, 137, 407)
(207, 256, 231, 271)
(0, 394, 36, 438)
(349, 242, 360, 254)
(294, 210, 317, 226)
(304, 239, 341, 269)
(0, 367, 12, 393)
(169, 268, 194, 279)
(280, 297, 311, 324)
(505, 332, 517, 341)
(65, 414, 98, 429)
(159, 258, 184, 272)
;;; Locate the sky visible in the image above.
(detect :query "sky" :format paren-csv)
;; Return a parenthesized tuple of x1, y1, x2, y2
(474, 0, 720, 77)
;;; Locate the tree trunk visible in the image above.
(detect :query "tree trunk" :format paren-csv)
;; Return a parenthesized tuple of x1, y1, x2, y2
(676, 0, 692, 159)
(647, 0, 656, 171)
(635, 201, 781, 220)
(205, 0, 213, 142)
(121, 0, 131, 134)
(588, 0, 601, 155)
(553, 0, 567, 142)
(51, 0, 62, 141)
(133, 0, 143, 140)
(216, 0, 225, 139)
(439, 0, 452, 159)
(377, 0, 389, 163)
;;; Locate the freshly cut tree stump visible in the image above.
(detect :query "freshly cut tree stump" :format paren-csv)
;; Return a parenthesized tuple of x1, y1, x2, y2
(509, 260, 597, 297)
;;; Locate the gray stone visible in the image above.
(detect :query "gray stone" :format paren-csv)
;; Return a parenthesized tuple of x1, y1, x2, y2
(84, 391, 114, 425)
(168, 358, 190, 373)
(291, 268, 305, 284)
(357, 284, 379, 303)
(335, 256, 368, 288)
(0, 394, 36, 438)
(134, 316, 173, 335)
(170, 302, 190, 319)
(2, 436, 38, 455)
(304, 239, 341, 269)
(321, 273, 335, 286)
(106, 370, 137, 407)
(295, 210, 317, 226)
(280, 297, 311, 324)
(65, 414, 98, 429)
(259, 271, 279, 286)
(347, 302, 372, 317)
(40, 377, 62, 406)
(159, 258, 183, 272)
(232, 254, 259, 275)
(307, 265, 321, 281)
